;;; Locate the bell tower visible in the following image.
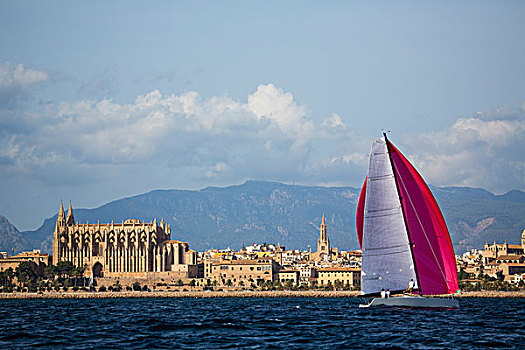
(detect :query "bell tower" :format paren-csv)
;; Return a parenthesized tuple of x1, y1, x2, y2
(53, 201, 66, 265)
(317, 214, 330, 257)
(521, 228, 525, 251)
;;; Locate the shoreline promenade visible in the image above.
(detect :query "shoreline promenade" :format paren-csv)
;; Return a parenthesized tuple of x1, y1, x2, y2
(1, 290, 525, 300)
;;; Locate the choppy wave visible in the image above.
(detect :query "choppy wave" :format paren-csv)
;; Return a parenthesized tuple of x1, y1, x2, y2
(0, 298, 524, 349)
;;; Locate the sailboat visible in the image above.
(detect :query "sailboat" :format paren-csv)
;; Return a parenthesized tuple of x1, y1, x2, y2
(356, 134, 460, 308)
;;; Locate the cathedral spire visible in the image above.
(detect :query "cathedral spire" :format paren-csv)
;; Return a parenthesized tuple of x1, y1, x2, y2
(66, 201, 75, 226)
(58, 201, 65, 221)
(320, 213, 327, 241)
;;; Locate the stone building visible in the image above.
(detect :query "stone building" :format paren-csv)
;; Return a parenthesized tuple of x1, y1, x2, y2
(299, 265, 317, 285)
(52, 202, 198, 279)
(317, 267, 361, 287)
(483, 235, 525, 265)
(278, 269, 300, 286)
(480, 229, 525, 281)
(204, 258, 280, 286)
(0, 249, 51, 276)
(499, 263, 525, 282)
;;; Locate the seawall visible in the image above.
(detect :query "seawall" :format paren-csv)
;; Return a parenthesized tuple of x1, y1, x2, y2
(1, 290, 525, 299)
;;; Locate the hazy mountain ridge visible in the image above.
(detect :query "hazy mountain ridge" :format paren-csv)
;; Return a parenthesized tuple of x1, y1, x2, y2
(429, 186, 525, 251)
(1, 181, 524, 254)
(0, 215, 30, 254)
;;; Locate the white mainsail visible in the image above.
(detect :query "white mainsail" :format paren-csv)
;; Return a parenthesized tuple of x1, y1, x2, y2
(361, 138, 417, 295)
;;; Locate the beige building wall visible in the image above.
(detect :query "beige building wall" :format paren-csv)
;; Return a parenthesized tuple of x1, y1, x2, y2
(500, 263, 525, 280)
(205, 258, 280, 286)
(0, 250, 51, 276)
(317, 268, 360, 287)
(299, 266, 317, 284)
(278, 270, 300, 286)
(483, 240, 525, 265)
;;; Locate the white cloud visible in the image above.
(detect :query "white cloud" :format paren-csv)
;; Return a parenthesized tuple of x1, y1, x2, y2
(322, 113, 346, 129)
(4, 61, 521, 195)
(0, 62, 49, 89)
(0, 62, 48, 107)
(0, 79, 366, 189)
(247, 84, 312, 134)
(403, 106, 525, 193)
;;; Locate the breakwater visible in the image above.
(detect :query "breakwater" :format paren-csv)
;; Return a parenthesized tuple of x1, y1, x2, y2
(1, 290, 524, 299)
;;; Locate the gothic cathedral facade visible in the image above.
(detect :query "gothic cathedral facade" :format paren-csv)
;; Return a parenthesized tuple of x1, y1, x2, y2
(52, 202, 198, 278)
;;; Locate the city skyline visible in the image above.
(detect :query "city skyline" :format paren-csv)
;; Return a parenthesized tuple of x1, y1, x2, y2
(1, 1, 525, 230)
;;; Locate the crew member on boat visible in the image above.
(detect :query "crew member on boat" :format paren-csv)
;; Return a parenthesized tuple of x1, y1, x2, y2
(404, 279, 415, 294)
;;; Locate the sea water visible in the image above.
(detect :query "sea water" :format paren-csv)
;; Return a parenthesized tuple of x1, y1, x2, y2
(0, 297, 523, 349)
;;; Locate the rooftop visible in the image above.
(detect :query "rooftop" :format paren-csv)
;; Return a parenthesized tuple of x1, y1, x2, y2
(496, 254, 523, 260)
(318, 267, 360, 272)
(217, 259, 274, 265)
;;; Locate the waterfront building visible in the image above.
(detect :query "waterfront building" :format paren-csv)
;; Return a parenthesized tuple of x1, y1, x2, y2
(204, 258, 280, 286)
(499, 263, 525, 282)
(278, 269, 300, 286)
(483, 238, 524, 265)
(52, 202, 199, 279)
(317, 267, 360, 288)
(474, 229, 525, 282)
(0, 249, 51, 275)
(297, 264, 317, 285)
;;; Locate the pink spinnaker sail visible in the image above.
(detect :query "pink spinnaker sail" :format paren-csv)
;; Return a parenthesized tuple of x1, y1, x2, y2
(356, 177, 367, 250)
(387, 141, 459, 295)
(356, 138, 459, 295)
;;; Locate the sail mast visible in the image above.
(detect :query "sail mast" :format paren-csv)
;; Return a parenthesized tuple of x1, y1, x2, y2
(383, 132, 422, 296)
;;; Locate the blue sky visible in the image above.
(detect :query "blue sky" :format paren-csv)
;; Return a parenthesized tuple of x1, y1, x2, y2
(1, 1, 524, 230)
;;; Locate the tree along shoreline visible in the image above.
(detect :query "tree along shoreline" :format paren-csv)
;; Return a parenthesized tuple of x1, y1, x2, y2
(0, 260, 88, 294)
(1, 290, 525, 300)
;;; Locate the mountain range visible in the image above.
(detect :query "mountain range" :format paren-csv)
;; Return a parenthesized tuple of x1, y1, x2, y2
(1, 181, 524, 255)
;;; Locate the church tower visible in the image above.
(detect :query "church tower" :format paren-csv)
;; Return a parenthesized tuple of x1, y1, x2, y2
(317, 214, 330, 258)
(521, 228, 525, 251)
(53, 201, 66, 265)
(58, 201, 65, 225)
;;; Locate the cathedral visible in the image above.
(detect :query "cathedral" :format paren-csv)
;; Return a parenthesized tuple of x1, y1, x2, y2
(52, 202, 198, 278)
